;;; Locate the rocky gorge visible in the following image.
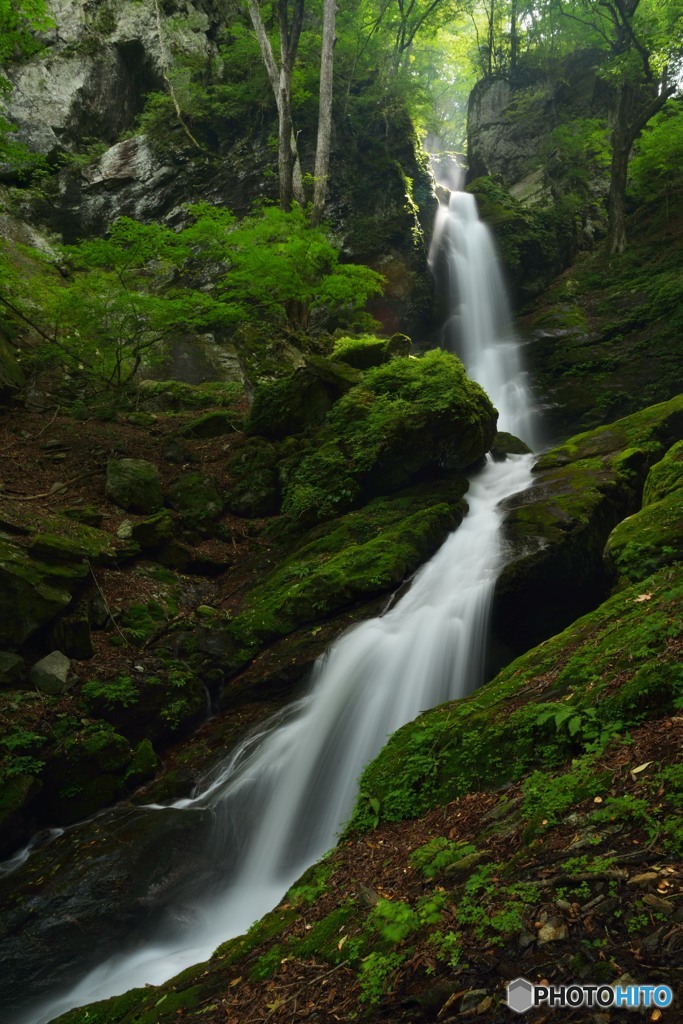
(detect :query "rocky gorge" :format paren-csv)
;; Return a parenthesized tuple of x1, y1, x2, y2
(0, 0, 682, 1021)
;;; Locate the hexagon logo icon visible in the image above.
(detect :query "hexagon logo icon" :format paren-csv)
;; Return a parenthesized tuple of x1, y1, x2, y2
(507, 977, 534, 1014)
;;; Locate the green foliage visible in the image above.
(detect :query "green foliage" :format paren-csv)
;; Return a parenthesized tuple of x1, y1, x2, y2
(630, 102, 683, 204)
(358, 951, 406, 1006)
(408, 837, 477, 879)
(82, 675, 139, 712)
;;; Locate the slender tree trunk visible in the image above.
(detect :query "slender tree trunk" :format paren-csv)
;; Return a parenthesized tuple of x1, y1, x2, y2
(510, 0, 518, 71)
(248, 0, 305, 209)
(311, 0, 336, 226)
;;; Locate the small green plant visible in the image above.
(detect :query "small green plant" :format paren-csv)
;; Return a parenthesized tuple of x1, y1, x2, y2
(409, 837, 477, 879)
(82, 675, 139, 712)
(358, 951, 406, 1006)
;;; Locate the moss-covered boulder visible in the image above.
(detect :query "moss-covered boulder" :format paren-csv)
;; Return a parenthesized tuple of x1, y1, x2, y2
(190, 477, 469, 691)
(494, 396, 683, 654)
(225, 437, 281, 518)
(604, 486, 683, 584)
(81, 665, 206, 744)
(130, 509, 175, 550)
(282, 350, 496, 524)
(105, 458, 163, 514)
(42, 725, 134, 823)
(168, 472, 223, 525)
(248, 357, 361, 439)
(0, 538, 79, 645)
(490, 431, 533, 460)
(642, 439, 683, 505)
(179, 410, 236, 439)
(331, 332, 412, 370)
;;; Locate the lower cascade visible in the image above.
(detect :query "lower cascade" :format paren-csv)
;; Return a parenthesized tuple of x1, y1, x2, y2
(10, 191, 537, 1024)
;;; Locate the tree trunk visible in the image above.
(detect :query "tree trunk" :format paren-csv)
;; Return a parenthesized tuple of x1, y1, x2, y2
(248, 0, 305, 210)
(311, 0, 336, 226)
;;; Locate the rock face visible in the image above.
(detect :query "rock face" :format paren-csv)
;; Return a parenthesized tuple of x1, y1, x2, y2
(492, 395, 683, 657)
(4, 0, 211, 163)
(467, 50, 614, 205)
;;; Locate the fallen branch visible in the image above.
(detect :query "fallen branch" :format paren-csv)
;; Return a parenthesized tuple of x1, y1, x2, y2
(1, 469, 99, 500)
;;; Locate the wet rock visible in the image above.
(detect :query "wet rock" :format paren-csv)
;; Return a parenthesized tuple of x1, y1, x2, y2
(30, 651, 73, 695)
(0, 803, 216, 1016)
(105, 457, 163, 514)
(0, 651, 25, 689)
(490, 431, 533, 461)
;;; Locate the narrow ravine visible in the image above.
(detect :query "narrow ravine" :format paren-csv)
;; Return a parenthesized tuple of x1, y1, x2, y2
(11, 191, 538, 1024)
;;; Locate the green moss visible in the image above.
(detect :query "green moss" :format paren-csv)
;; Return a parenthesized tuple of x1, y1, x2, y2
(642, 440, 683, 505)
(348, 563, 682, 832)
(224, 437, 281, 518)
(331, 332, 410, 369)
(178, 410, 237, 439)
(604, 485, 683, 583)
(168, 472, 223, 524)
(209, 478, 468, 678)
(136, 378, 243, 412)
(248, 357, 360, 440)
(283, 349, 496, 524)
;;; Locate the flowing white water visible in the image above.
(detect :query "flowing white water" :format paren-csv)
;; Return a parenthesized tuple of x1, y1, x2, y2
(430, 190, 538, 447)
(20, 190, 536, 1024)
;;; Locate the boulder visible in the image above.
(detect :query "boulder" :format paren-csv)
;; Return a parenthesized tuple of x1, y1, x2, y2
(168, 472, 223, 524)
(130, 509, 175, 550)
(282, 349, 496, 524)
(48, 611, 94, 660)
(490, 431, 533, 461)
(179, 410, 236, 439)
(248, 357, 361, 439)
(0, 538, 76, 645)
(105, 458, 163, 514)
(30, 651, 73, 695)
(493, 396, 683, 655)
(0, 652, 25, 689)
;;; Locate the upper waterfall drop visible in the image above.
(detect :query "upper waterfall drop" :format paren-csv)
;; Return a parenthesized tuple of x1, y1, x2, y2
(429, 188, 539, 448)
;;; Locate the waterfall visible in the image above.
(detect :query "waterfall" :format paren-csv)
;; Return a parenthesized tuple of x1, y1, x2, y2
(12, 191, 536, 1024)
(430, 189, 538, 447)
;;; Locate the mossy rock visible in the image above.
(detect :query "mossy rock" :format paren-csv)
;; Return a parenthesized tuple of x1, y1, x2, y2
(105, 458, 163, 515)
(225, 437, 281, 518)
(642, 440, 683, 505)
(349, 562, 683, 832)
(494, 396, 683, 654)
(42, 725, 133, 824)
(0, 537, 76, 645)
(168, 472, 223, 524)
(81, 666, 206, 744)
(248, 357, 361, 439)
(137, 379, 243, 412)
(0, 335, 25, 402)
(200, 477, 469, 685)
(179, 410, 236, 439)
(604, 485, 683, 584)
(490, 431, 533, 460)
(283, 349, 496, 525)
(125, 739, 158, 788)
(331, 332, 412, 369)
(130, 509, 175, 550)
(63, 505, 104, 528)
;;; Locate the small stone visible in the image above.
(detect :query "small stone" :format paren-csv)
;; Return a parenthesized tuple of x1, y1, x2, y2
(196, 605, 217, 618)
(130, 510, 174, 550)
(105, 458, 163, 514)
(537, 916, 569, 944)
(30, 651, 73, 695)
(518, 928, 536, 948)
(116, 520, 134, 539)
(642, 893, 674, 915)
(460, 989, 488, 1014)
